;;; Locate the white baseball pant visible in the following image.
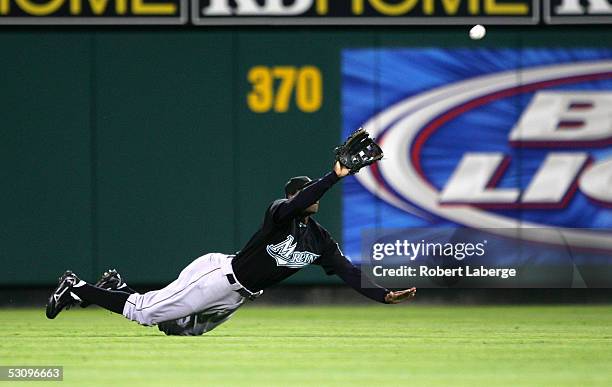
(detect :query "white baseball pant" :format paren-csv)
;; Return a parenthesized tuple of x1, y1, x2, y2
(122, 253, 248, 331)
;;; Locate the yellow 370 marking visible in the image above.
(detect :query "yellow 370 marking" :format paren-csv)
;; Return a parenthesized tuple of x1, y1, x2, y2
(247, 65, 323, 114)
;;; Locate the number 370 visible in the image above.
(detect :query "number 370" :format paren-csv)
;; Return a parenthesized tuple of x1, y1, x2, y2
(247, 66, 323, 113)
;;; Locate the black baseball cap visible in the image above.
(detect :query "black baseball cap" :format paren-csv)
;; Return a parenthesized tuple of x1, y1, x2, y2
(284, 176, 315, 197)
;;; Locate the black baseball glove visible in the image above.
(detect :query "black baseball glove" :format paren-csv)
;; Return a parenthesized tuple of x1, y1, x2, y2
(334, 128, 384, 174)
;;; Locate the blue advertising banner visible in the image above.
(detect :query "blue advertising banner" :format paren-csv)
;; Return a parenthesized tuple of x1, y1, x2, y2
(342, 48, 612, 287)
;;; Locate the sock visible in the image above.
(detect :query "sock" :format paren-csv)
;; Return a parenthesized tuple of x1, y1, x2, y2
(71, 281, 130, 314)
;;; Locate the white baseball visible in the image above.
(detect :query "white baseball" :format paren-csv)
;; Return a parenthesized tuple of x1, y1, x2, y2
(469, 24, 486, 40)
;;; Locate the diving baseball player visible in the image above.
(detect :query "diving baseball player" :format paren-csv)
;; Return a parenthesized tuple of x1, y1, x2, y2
(46, 130, 417, 335)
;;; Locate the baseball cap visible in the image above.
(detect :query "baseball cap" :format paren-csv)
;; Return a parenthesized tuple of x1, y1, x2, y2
(284, 176, 314, 197)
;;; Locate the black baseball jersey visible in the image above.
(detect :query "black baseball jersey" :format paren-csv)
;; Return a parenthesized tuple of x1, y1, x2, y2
(231, 172, 388, 302)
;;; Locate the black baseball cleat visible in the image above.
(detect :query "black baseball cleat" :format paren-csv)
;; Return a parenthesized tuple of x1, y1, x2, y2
(46, 270, 80, 319)
(80, 269, 124, 308)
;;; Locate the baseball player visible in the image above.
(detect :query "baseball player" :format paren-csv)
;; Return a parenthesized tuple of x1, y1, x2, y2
(46, 149, 417, 335)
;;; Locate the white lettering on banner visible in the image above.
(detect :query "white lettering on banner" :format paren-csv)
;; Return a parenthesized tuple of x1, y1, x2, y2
(555, 0, 612, 15)
(509, 91, 612, 143)
(440, 152, 591, 205)
(522, 153, 589, 203)
(203, 0, 313, 15)
(439, 154, 519, 203)
(579, 159, 612, 204)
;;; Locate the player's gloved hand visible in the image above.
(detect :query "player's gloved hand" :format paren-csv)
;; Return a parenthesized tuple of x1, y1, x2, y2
(384, 287, 417, 304)
(334, 161, 351, 178)
(334, 128, 384, 174)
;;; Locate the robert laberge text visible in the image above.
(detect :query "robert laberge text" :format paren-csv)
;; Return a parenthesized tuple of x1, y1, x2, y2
(373, 265, 517, 279)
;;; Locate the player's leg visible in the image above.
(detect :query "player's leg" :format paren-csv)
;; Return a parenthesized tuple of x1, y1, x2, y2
(122, 253, 245, 326)
(47, 253, 247, 328)
(157, 308, 239, 336)
(46, 271, 131, 319)
(80, 269, 135, 308)
(83, 268, 222, 335)
(91, 269, 242, 336)
(47, 267, 187, 320)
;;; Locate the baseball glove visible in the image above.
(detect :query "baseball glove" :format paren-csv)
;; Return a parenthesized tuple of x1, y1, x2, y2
(334, 128, 383, 174)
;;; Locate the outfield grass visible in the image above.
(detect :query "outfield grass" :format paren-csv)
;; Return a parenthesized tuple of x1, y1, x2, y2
(0, 305, 611, 386)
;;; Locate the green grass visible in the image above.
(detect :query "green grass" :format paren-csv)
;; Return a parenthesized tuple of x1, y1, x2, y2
(1, 305, 611, 386)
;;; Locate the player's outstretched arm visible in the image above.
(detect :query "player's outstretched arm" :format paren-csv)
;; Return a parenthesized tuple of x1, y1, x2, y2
(320, 241, 417, 304)
(273, 162, 349, 223)
(273, 126, 380, 223)
(335, 262, 416, 304)
(333, 260, 389, 303)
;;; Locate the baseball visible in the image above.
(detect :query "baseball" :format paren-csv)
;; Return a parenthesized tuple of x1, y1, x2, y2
(469, 24, 486, 40)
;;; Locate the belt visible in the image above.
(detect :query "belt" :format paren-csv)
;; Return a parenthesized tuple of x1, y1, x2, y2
(226, 274, 261, 301)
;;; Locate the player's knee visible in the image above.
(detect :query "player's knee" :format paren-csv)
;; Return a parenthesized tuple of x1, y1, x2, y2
(157, 316, 207, 336)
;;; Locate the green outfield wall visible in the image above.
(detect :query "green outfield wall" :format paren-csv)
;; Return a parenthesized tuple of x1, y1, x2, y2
(1, 27, 611, 285)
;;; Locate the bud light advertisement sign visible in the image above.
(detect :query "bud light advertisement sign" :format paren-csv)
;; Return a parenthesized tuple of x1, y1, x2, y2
(341, 48, 612, 288)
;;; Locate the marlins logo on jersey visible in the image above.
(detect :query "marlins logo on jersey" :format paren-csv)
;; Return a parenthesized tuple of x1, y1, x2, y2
(266, 235, 320, 268)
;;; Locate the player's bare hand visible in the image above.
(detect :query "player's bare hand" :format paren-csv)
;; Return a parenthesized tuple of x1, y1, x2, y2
(385, 287, 417, 304)
(334, 161, 351, 178)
